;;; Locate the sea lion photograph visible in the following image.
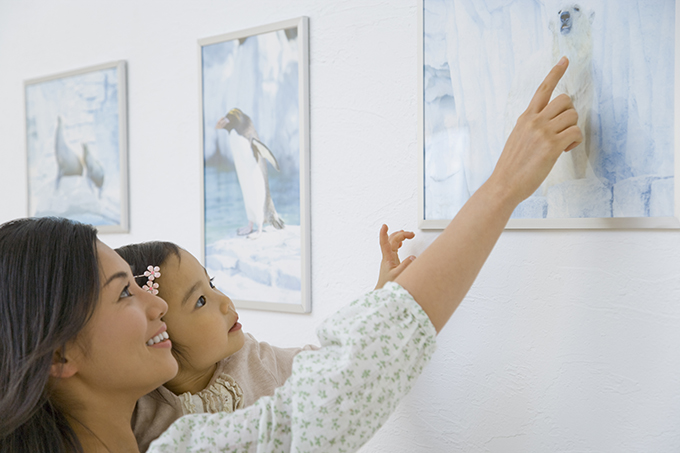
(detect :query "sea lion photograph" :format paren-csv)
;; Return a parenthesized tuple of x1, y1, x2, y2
(24, 62, 126, 232)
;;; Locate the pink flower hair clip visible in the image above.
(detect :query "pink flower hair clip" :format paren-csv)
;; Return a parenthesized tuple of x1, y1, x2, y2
(135, 265, 161, 295)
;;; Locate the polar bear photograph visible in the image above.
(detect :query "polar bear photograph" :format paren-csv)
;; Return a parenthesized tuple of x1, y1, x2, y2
(422, 0, 675, 224)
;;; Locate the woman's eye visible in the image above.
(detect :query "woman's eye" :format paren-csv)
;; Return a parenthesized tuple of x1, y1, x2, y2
(120, 284, 132, 299)
(209, 277, 216, 289)
(195, 295, 207, 309)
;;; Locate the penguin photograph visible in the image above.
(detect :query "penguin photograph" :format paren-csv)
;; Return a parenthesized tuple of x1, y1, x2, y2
(200, 18, 310, 311)
(215, 107, 285, 239)
(25, 61, 128, 232)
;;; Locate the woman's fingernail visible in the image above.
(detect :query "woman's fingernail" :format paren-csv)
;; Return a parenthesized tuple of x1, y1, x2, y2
(558, 56, 567, 65)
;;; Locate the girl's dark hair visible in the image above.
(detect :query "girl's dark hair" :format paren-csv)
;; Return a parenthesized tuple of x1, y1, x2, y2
(114, 242, 190, 365)
(114, 241, 181, 292)
(0, 217, 100, 453)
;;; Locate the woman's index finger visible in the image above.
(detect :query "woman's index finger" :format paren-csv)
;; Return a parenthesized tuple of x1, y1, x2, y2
(527, 57, 569, 114)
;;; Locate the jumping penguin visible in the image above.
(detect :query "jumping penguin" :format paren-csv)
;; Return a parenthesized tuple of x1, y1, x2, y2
(54, 116, 83, 190)
(215, 108, 285, 238)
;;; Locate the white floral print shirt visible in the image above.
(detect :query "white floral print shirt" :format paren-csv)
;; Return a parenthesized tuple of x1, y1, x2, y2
(148, 282, 437, 453)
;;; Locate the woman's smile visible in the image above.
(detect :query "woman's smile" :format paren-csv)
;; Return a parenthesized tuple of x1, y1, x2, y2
(147, 323, 172, 348)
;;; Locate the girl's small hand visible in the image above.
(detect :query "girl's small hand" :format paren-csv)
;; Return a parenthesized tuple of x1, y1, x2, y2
(375, 224, 416, 289)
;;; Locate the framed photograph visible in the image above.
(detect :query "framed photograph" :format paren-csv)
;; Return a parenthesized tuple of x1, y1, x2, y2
(199, 17, 311, 312)
(25, 61, 129, 233)
(419, 0, 679, 229)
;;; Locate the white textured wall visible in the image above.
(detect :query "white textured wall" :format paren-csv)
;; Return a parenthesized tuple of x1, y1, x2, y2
(1, 1, 679, 451)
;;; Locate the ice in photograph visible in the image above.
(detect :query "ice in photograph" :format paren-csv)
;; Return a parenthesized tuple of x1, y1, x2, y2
(206, 225, 302, 304)
(423, 0, 675, 220)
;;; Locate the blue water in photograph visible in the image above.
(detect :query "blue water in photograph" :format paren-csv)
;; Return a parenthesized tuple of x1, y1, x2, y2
(423, 0, 675, 220)
(204, 168, 300, 244)
(202, 26, 303, 305)
(25, 66, 122, 226)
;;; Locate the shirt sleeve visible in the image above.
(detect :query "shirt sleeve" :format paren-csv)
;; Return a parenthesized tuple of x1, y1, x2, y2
(266, 341, 319, 388)
(147, 282, 437, 453)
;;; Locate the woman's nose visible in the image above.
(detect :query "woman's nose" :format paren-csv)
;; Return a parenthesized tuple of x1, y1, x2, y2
(219, 300, 230, 315)
(147, 291, 169, 319)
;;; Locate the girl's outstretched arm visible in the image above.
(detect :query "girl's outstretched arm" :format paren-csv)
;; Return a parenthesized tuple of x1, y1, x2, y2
(396, 57, 582, 333)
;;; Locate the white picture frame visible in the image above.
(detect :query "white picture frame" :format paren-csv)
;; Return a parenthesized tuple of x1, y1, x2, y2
(198, 17, 311, 312)
(419, 0, 679, 230)
(24, 61, 129, 233)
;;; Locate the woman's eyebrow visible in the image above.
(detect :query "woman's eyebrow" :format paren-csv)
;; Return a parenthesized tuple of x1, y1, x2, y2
(103, 271, 128, 288)
(181, 281, 201, 307)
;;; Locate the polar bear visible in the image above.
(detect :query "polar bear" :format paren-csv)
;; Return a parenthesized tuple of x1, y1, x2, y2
(504, 3, 596, 194)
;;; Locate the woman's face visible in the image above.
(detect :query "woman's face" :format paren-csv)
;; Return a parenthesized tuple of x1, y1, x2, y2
(67, 241, 178, 396)
(158, 249, 245, 372)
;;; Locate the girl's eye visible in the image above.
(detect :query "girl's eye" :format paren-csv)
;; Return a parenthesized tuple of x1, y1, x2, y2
(209, 277, 215, 289)
(195, 295, 207, 309)
(120, 284, 132, 299)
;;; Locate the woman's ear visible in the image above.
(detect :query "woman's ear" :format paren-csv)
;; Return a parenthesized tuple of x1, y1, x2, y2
(49, 349, 77, 379)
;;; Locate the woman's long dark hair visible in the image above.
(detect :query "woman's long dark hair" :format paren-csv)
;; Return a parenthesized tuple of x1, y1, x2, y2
(0, 217, 100, 452)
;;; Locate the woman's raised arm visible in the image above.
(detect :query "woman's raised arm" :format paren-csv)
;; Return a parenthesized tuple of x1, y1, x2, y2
(396, 57, 582, 333)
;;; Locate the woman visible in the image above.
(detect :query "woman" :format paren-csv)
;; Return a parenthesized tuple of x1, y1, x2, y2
(0, 59, 579, 452)
(0, 217, 178, 451)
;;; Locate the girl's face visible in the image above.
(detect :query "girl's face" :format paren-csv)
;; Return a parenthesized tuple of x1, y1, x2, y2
(67, 241, 178, 396)
(158, 249, 245, 372)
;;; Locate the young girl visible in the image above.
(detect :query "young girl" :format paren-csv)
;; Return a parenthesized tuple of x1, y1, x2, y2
(116, 227, 416, 451)
(0, 59, 580, 452)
